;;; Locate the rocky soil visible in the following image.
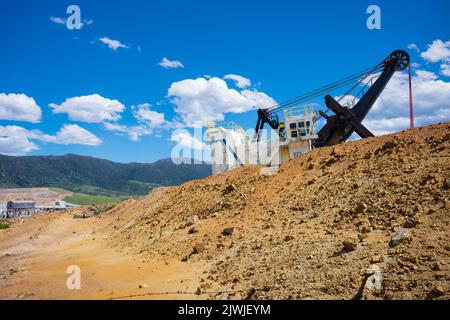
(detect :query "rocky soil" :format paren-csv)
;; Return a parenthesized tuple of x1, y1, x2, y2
(72, 204, 117, 219)
(102, 122, 449, 300)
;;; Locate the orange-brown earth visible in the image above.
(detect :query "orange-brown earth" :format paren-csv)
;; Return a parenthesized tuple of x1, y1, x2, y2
(0, 207, 204, 300)
(0, 122, 449, 300)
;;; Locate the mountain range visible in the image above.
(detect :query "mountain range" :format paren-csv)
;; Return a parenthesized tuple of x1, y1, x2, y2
(0, 154, 211, 197)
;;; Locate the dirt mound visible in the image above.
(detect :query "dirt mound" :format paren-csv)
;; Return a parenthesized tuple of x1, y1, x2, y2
(104, 122, 450, 300)
(72, 203, 117, 219)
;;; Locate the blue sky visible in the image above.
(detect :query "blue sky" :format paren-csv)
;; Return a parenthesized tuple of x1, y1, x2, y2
(1, 0, 449, 163)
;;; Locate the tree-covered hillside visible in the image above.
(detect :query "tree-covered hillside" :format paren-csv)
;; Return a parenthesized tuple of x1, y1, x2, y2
(0, 154, 211, 197)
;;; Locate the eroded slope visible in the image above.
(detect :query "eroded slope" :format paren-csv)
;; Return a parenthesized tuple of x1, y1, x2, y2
(104, 122, 450, 300)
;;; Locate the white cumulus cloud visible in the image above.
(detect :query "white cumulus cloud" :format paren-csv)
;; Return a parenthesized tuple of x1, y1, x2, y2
(104, 103, 170, 141)
(224, 74, 251, 89)
(364, 68, 450, 135)
(103, 122, 153, 142)
(168, 77, 276, 126)
(99, 37, 129, 51)
(440, 62, 450, 77)
(407, 43, 420, 53)
(0, 124, 101, 156)
(420, 39, 450, 77)
(171, 131, 206, 151)
(49, 16, 66, 25)
(49, 94, 125, 123)
(158, 57, 184, 69)
(0, 126, 40, 156)
(421, 40, 450, 63)
(46, 124, 102, 146)
(0, 93, 42, 123)
(132, 103, 166, 127)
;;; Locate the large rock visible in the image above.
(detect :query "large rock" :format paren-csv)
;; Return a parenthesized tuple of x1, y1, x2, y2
(223, 227, 235, 236)
(284, 235, 295, 242)
(188, 227, 199, 234)
(365, 264, 383, 291)
(192, 243, 206, 254)
(342, 240, 357, 251)
(427, 286, 445, 299)
(403, 218, 419, 229)
(443, 178, 450, 190)
(186, 215, 199, 227)
(353, 202, 367, 214)
(389, 230, 409, 248)
(222, 184, 236, 196)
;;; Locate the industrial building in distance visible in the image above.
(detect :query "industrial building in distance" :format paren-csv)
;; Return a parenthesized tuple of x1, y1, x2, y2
(0, 200, 78, 219)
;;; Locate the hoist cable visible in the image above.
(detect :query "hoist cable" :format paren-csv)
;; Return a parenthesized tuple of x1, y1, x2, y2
(267, 63, 384, 114)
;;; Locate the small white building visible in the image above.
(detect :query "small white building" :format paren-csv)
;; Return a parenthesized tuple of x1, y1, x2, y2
(36, 200, 78, 212)
(6, 201, 36, 218)
(1, 200, 79, 219)
(0, 203, 7, 219)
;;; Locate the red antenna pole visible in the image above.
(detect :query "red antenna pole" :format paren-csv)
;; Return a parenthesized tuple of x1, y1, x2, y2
(408, 63, 415, 129)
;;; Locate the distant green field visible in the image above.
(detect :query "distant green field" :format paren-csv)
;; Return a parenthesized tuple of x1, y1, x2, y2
(51, 188, 122, 205)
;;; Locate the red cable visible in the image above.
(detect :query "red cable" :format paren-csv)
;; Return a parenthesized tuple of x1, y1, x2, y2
(408, 64, 415, 129)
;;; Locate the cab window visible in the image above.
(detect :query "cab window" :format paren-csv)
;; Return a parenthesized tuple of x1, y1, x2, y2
(305, 121, 311, 134)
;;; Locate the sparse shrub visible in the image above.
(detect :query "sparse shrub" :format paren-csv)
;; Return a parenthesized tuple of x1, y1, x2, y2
(0, 220, 10, 230)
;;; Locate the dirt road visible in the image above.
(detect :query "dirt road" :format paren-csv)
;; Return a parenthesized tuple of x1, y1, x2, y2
(0, 212, 205, 300)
